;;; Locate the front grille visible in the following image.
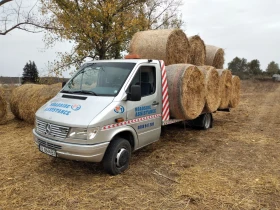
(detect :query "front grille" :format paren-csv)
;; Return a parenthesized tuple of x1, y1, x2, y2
(37, 139, 62, 150)
(36, 119, 69, 139)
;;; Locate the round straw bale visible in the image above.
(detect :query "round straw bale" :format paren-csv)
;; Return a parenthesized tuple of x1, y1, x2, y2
(0, 87, 8, 125)
(129, 29, 189, 65)
(229, 76, 241, 108)
(10, 83, 62, 124)
(187, 35, 206, 65)
(217, 69, 232, 109)
(205, 45, 225, 69)
(197, 66, 220, 112)
(166, 64, 205, 120)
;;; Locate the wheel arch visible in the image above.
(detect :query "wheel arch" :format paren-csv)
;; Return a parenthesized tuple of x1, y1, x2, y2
(107, 126, 138, 151)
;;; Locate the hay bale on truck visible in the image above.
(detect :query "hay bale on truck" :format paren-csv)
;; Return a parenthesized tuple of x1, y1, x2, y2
(197, 66, 221, 112)
(187, 35, 206, 66)
(10, 83, 61, 124)
(166, 64, 205, 120)
(217, 69, 232, 109)
(0, 87, 8, 125)
(229, 75, 241, 108)
(205, 45, 225, 69)
(129, 29, 190, 65)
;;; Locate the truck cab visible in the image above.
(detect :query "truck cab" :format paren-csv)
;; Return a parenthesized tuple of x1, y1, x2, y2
(33, 59, 165, 175)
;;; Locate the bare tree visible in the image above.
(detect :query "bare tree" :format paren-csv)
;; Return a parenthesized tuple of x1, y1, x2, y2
(0, 0, 53, 35)
(143, 0, 184, 29)
(0, 0, 12, 7)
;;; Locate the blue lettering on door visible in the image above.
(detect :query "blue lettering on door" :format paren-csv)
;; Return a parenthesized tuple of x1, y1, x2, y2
(135, 106, 156, 117)
(138, 122, 155, 130)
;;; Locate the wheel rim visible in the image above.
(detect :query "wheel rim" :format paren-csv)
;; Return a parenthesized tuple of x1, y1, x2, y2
(204, 114, 211, 129)
(115, 148, 129, 168)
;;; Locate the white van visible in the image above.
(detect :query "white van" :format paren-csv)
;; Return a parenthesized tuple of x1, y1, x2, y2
(33, 59, 212, 175)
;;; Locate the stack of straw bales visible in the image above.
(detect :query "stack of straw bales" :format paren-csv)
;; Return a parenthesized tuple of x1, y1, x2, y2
(129, 29, 189, 65)
(217, 69, 233, 109)
(197, 66, 221, 112)
(229, 76, 241, 108)
(205, 45, 225, 69)
(0, 87, 8, 125)
(187, 35, 206, 66)
(10, 83, 61, 124)
(128, 29, 239, 115)
(166, 64, 205, 120)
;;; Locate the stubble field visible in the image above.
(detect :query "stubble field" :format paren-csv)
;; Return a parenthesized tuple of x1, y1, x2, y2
(0, 80, 280, 209)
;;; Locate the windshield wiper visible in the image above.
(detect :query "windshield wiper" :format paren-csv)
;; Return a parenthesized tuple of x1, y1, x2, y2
(72, 90, 98, 96)
(60, 90, 75, 94)
(61, 90, 98, 95)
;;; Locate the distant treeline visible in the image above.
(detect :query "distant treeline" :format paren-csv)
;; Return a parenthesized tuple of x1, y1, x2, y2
(228, 57, 280, 80)
(0, 77, 69, 85)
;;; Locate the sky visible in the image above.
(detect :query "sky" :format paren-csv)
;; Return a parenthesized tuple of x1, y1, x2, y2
(0, 0, 279, 77)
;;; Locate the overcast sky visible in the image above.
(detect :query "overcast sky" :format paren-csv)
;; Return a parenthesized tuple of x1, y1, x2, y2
(0, 0, 279, 77)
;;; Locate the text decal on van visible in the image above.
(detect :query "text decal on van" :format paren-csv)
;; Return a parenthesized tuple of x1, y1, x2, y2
(138, 122, 155, 130)
(44, 102, 82, 116)
(44, 107, 71, 115)
(135, 105, 156, 117)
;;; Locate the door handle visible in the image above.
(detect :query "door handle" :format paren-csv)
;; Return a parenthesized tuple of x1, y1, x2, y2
(152, 101, 159, 106)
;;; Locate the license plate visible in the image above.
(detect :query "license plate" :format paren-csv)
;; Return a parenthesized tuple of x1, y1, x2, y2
(39, 145, 57, 157)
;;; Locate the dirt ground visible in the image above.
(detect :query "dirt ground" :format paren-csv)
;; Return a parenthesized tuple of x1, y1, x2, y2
(0, 80, 280, 209)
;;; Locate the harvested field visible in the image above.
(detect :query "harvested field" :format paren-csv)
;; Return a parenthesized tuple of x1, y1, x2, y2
(129, 29, 189, 65)
(1, 80, 280, 209)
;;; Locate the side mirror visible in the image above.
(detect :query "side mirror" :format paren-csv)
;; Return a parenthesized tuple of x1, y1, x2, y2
(129, 85, 141, 101)
(62, 81, 67, 88)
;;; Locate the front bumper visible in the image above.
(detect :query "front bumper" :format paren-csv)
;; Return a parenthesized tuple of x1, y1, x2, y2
(33, 129, 109, 162)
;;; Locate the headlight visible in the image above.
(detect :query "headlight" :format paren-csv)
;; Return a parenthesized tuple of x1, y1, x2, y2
(67, 127, 99, 140)
(68, 128, 88, 140)
(87, 127, 99, 140)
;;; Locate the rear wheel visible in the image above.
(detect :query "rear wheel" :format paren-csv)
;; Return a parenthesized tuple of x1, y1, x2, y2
(102, 138, 131, 175)
(188, 113, 212, 130)
(201, 113, 212, 130)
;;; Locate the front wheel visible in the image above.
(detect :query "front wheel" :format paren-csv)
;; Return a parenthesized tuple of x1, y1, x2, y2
(102, 138, 131, 175)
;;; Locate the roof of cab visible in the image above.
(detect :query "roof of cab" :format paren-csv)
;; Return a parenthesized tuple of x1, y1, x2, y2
(85, 59, 160, 64)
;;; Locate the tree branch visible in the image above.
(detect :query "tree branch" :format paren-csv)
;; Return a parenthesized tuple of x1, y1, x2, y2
(0, 0, 12, 7)
(0, 21, 61, 35)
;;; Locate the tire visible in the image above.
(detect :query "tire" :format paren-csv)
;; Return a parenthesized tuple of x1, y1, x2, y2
(102, 138, 131, 175)
(201, 113, 212, 130)
(187, 113, 212, 130)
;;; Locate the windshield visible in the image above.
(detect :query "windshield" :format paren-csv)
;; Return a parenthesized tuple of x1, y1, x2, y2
(62, 62, 136, 96)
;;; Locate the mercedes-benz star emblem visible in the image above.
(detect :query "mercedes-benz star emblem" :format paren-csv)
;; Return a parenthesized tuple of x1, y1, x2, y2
(45, 123, 52, 135)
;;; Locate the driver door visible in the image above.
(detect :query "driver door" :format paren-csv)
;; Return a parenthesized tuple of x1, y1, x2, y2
(126, 64, 162, 149)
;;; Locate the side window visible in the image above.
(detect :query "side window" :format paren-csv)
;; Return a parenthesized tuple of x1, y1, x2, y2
(128, 66, 156, 97)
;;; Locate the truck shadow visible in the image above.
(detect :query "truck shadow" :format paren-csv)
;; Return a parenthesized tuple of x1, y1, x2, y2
(35, 156, 106, 177)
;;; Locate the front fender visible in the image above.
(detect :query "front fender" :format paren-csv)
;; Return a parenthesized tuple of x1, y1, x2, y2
(100, 126, 139, 149)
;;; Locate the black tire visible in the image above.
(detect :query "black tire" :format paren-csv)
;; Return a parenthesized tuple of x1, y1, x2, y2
(201, 113, 212, 130)
(187, 113, 212, 130)
(102, 138, 131, 175)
